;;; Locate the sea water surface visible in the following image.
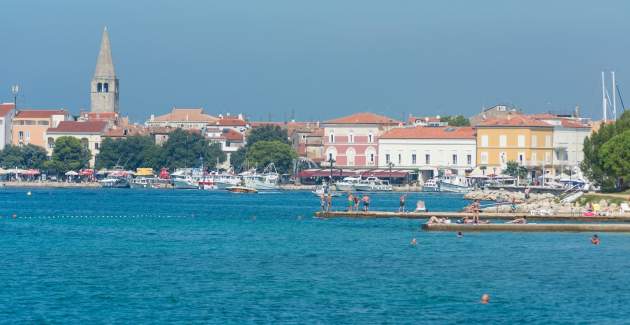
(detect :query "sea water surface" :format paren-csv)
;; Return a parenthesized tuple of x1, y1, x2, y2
(0, 188, 628, 323)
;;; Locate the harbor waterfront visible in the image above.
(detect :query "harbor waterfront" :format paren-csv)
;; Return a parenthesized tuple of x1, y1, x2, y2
(2, 189, 630, 323)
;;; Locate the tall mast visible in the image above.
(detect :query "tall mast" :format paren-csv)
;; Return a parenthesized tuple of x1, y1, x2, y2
(612, 71, 617, 120)
(602, 71, 607, 122)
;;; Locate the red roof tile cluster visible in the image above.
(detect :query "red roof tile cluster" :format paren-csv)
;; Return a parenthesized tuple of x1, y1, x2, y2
(408, 116, 441, 124)
(152, 108, 217, 122)
(215, 117, 247, 127)
(560, 119, 591, 129)
(84, 112, 118, 121)
(381, 127, 475, 139)
(16, 109, 66, 119)
(47, 121, 108, 133)
(0, 103, 15, 117)
(325, 112, 401, 125)
(477, 115, 552, 127)
(222, 129, 244, 141)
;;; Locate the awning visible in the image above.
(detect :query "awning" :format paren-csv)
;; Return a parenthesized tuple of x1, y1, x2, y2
(65, 171, 79, 176)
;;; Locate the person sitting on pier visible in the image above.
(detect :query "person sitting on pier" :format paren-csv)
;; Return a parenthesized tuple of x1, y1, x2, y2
(506, 216, 527, 224)
(427, 216, 450, 224)
(415, 200, 426, 212)
(361, 195, 370, 212)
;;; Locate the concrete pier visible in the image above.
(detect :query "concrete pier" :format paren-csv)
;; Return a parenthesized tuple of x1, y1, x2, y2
(422, 223, 630, 233)
(314, 211, 630, 222)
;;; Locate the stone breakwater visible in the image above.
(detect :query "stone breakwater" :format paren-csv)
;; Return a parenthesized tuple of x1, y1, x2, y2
(465, 189, 583, 214)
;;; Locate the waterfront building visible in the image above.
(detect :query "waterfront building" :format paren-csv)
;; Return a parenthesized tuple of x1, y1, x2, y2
(146, 107, 218, 130)
(470, 104, 522, 126)
(91, 27, 119, 114)
(407, 115, 448, 127)
(46, 121, 109, 167)
(12, 109, 69, 148)
(206, 127, 245, 168)
(212, 114, 248, 133)
(0, 103, 16, 150)
(322, 112, 401, 167)
(291, 125, 324, 163)
(475, 115, 554, 178)
(378, 126, 476, 181)
(530, 114, 592, 174)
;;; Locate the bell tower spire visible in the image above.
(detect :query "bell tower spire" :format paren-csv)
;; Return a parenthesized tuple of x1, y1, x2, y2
(90, 27, 119, 113)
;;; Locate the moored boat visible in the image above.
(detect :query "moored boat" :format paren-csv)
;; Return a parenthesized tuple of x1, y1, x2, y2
(335, 177, 361, 192)
(354, 177, 393, 192)
(226, 186, 258, 193)
(421, 178, 440, 192)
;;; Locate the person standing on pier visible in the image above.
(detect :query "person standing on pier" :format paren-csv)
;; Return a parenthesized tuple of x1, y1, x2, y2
(473, 199, 481, 224)
(347, 193, 354, 212)
(353, 195, 360, 211)
(362, 195, 370, 212)
(326, 192, 332, 212)
(320, 194, 326, 212)
(399, 194, 407, 213)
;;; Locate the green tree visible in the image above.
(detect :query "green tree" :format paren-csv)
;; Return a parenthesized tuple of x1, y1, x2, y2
(21, 144, 48, 169)
(599, 130, 630, 190)
(96, 135, 160, 170)
(158, 129, 225, 170)
(503, 160, 527, 180)
(245, 140, 297, 174)
(45, 136, 91, 174)
(0, 145, 26, 168)
(440, 115, 471, 126)
(246, 125, 289, 148)
(582, 111, 630, 191)
(229, 147, 247, 171)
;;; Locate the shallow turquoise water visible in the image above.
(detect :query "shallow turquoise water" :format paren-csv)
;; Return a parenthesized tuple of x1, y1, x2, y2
(1, 188, 629, 323)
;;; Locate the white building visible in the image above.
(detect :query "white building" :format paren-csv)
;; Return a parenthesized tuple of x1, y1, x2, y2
(146, 108, 218, 130)
(0, 103, 16, 150)
(378, 126, 476, 181)
(46, 121, 109, 167)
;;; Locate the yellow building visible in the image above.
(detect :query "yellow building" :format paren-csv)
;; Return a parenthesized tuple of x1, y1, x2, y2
(475, 115, 554, 178)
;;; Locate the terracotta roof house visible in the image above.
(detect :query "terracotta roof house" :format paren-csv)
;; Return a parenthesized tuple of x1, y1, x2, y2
(46, 121, 109, 167)
(13, 109, 69, 148)
(146, 107, 218, 129)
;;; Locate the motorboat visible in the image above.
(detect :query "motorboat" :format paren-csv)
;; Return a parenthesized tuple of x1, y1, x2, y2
(226, 186, 258, 193)
(421, 178, 440, 192)
(172, 168, 205, 189)
(438, 175, 471, 193)
(312, 183, 341, 197)
(198, 179, 217, 190)
(130, 177, 159, 189)
(213, 173, 242, 189)
(100, 177, 130, 188)
(354, 177, 393, 192)
(240, 165, 280, 190)
(335, 177, 361, 192)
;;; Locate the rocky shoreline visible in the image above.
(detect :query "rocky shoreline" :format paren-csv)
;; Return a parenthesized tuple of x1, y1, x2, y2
(464, 189, 581, 214)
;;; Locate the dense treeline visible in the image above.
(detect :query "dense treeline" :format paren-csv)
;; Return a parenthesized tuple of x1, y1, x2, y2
(0, 137, 91, 174)
(229, 125, 296, 173)
(96, 129, 225, 170)
(582, 111, 630, 191)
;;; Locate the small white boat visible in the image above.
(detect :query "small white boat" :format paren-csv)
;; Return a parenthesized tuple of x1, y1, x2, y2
(438, 175, 471, 193)
(312, 184, 341, 197)
(354, 177, 393, 192)
(421, 179, 440, 192)
(335, 177, 361, 192)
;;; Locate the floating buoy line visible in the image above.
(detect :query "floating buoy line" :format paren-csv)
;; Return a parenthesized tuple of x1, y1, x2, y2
(1, 213, 192, 220)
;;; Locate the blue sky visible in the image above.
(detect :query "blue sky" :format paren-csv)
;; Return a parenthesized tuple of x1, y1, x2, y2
(1, 0, 628, 122)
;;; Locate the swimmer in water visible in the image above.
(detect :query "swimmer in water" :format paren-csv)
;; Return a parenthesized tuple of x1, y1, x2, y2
(591, 234, 600, 245)
(410, 238, 417, 246)
(457, 231, 463, 238)
(481, 294, 490, 304)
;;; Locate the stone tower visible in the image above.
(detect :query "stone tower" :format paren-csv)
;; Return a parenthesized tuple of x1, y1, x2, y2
(90, 27, 119, 113)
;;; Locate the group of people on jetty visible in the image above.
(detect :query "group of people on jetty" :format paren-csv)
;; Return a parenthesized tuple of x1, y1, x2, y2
(319, 192, 371, 212)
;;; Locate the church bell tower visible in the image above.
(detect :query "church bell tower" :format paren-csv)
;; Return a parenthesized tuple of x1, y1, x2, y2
(90, 27, 119, 113)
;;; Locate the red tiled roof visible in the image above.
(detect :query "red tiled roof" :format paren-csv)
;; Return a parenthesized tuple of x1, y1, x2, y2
(381, 127, 475, 139)
(560, 119, 591, 129)
(84, 112, 118, 121)
(0, 103, 15, 117)
(528, 113, 559, 119)
(16, 109, 67, 119)
(47, 121, 108, 133)
(325, 112, 401, 125)
(408, 116, 441, 124)
(215, 118, 247, 127)
(152, 108, 217, 123)
(222, 129, 244, 141)
(477, 115, 552, 127)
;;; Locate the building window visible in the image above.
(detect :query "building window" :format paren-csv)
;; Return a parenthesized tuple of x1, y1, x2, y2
(467, 154, 472, 165)
(499, 135, 507, 147)
(545, 151, 551, 163)
(412, 154, 417, 165)
(97, 82, 103, 92)
(48, 137, 55, 149)
(329, 133, 334, 143)
(95, 143, 100, 150)
(481, 135, 489, 147)
(25, 131, 30, 141)
(398, 154, 402, 164)
(81, 138, 89, 150)
(370, 153, 374, 163)
(368, 133, 373, 143)
(328, 153, 333, 161)
(480, 151, 488, 164)
(518, 135, 525, 147)
(531, 152, 537, 162)
(531, 135, 538, 148)
(452, 154, 458, 165)
(18, 131, 23, 141)
(425, 154, 430, 165)
(518, 152, 524, 163)
(348, 133, 354, 143)
(545, 135, 551, 147)
(103, 83, 109, 93)
(385, 154, 391, 164)
(37, 120, 49, 126)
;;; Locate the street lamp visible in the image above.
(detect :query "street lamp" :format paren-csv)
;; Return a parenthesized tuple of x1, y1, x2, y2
(11, 84, 19, 109)
(328, 157, 336, 180)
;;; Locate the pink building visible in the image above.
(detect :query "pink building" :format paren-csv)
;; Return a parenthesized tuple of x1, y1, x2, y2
(322, 112, 401, 167)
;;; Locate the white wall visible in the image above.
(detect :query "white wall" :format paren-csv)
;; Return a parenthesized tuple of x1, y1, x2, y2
(378, 138, 476, 174)
(553, 127, 590, 169)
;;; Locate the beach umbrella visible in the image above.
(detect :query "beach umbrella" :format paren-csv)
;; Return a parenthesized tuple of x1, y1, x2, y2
(65, 171, 79, 176)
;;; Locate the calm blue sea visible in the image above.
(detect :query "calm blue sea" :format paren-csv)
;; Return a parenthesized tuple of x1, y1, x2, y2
(0, 188, 628, 324)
